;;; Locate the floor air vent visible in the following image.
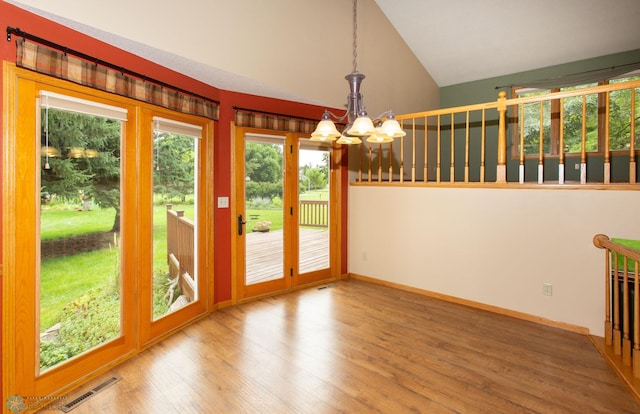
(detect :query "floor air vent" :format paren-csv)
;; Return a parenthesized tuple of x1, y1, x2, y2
(60, 376, 121, 412)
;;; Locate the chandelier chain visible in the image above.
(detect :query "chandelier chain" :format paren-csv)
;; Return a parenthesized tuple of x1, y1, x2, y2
(352, 0, 358, 73)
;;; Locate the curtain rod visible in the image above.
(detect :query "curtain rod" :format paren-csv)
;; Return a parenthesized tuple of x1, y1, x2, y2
(494, 61, 640, 90)
(232, 106, 321, 122)
(6, 26, 219, 105)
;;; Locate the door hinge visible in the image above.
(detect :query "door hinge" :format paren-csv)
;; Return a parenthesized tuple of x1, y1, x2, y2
(290, 206, 293, 215)
(290, 144, 293, 153)
(290, 268, 293, 277)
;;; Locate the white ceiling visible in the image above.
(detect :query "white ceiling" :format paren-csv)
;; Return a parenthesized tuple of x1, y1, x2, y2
(8, 0, 640, 102)
(374, 0, 640, 86)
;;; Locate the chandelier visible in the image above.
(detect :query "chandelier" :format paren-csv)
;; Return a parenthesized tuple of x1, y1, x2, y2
(310, 0, 406, 145)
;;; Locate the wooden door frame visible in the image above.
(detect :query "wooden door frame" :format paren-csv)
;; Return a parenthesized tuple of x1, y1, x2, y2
(231, 124, 340, 303)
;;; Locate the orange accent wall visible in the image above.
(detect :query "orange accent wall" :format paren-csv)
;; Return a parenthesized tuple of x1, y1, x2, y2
(0, 1, 349, 401)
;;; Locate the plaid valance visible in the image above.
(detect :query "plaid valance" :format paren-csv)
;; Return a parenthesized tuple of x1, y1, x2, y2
(17, 39, 219, 120)
(235, 109, 317, 134)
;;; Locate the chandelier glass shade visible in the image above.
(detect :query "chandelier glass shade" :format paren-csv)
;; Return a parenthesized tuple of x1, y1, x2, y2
(41, 145, 61, 158)
(310, 0, 405, 145)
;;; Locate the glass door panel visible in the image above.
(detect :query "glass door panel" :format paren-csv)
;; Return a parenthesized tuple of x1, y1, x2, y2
(244, 137, 285, 286)
(38, 105, 122, 372)
(235, 128, 335, 301)
(152, 120, 200, 320)
(298, 145, 330, 274)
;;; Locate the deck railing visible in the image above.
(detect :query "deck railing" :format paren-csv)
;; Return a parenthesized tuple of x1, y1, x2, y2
(593, 234, 640, 391)
(299, 200, 329, 228)
(166, 204, 195, 301)
(356, 80, 640, 186)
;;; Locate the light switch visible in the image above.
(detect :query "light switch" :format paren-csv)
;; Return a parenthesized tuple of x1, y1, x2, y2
(217, 196, 229, 208)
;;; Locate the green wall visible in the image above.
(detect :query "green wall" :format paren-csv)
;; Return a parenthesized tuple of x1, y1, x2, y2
(440, 49, 640, 107)
(438, 49, 640, 183)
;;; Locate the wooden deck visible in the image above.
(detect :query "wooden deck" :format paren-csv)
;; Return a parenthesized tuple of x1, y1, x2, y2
(246, 228, 329, 285)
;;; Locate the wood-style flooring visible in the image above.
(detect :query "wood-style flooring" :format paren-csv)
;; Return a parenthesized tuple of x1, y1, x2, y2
(60, 279, 640, 413)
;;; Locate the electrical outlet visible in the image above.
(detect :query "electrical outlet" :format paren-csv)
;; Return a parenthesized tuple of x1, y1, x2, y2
(574, 164, 579, 170)
(543, 283, 553, 296)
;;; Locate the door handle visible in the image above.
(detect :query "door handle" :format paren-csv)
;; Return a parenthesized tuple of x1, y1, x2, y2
(238, 214, 247, 235)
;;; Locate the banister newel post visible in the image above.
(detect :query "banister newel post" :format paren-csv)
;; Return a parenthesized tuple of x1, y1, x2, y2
(496, 91, 507, 183)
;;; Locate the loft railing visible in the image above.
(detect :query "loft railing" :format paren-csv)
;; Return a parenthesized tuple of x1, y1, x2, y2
(593, 234, 640, 397)
(166, 204, 195, 301)
(355, 80, 640, 186)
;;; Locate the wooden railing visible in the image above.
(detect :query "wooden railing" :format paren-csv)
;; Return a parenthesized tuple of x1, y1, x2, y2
(593, 234, 640, 393)
(299, 200, 329, 228)
(166, 204, 195, 301)
(356, 80, 640, 186)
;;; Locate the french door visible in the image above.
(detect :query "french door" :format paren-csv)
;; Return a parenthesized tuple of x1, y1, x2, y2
(3, 66, 212, 401)
(234, 126, 337, 301)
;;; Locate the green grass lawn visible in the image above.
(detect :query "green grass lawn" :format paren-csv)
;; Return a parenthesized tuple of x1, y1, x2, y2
(40, 202, 194, 331)
(40, 248, 119, 331)
(40, 206, 114, 240)
(299, 188, 329, 201)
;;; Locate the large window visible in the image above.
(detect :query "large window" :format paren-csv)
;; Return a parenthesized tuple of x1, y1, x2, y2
(513, 72, 640, 157)
(3, 65, 213, 400)
(39, 92, 126, 372)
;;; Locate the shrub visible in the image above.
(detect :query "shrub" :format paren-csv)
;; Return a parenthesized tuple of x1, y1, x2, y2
(40, 287, 120, 371)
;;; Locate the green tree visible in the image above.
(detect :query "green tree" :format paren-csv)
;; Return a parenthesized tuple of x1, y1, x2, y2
(41, 108, 121, 231)
(245, 142, 283, 202)
(562, 93, 599, 152)
(304, 167, 327, 190)
(245, 142, 283, 182)
(608, 85, 639, 151)
(153, 133, 195, 202)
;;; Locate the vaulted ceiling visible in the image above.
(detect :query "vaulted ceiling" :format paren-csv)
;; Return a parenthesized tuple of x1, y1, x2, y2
(374, 0, 640, 87)
(7, 0, 640, 105)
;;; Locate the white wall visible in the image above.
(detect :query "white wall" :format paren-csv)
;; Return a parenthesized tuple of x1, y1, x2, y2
(348, 186, 640, 336)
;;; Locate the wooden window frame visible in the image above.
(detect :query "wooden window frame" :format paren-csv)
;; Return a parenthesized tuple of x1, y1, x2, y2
(2, 62, 215, 401)
(510, 80, 637, 160)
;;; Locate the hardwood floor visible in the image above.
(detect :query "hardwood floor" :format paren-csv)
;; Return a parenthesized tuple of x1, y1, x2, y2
(60, 279, 640, 413)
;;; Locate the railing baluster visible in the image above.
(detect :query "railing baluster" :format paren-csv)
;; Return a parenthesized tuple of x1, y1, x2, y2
(519, 104, 525, 183)
(496, 91, 507, 183)
(424, 116, 428, 183)
(367, 144, 372, 182)
(481, 109, 486, 183)
(378, 144, 383, 183)
(559, 98, 565, 184)
(437, 114, 441, 183)
(631, 88, 637, 184)
(604, 92, 611, 184)
(581, 95, 587, 184)
(538, 101, 544, 184)
(411, 119, 416, 183)
(464, 111, 470, 183)
(389, 131, 393, 183)
(400, 125, 405, 183)
(605, 244, 612, 346)
(614, 252, 621, 355)
(634, 260, 640, 378)
(450, 112, 455, 183)
(623, 257, 631, 365)
(358, 144, 363, 182)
